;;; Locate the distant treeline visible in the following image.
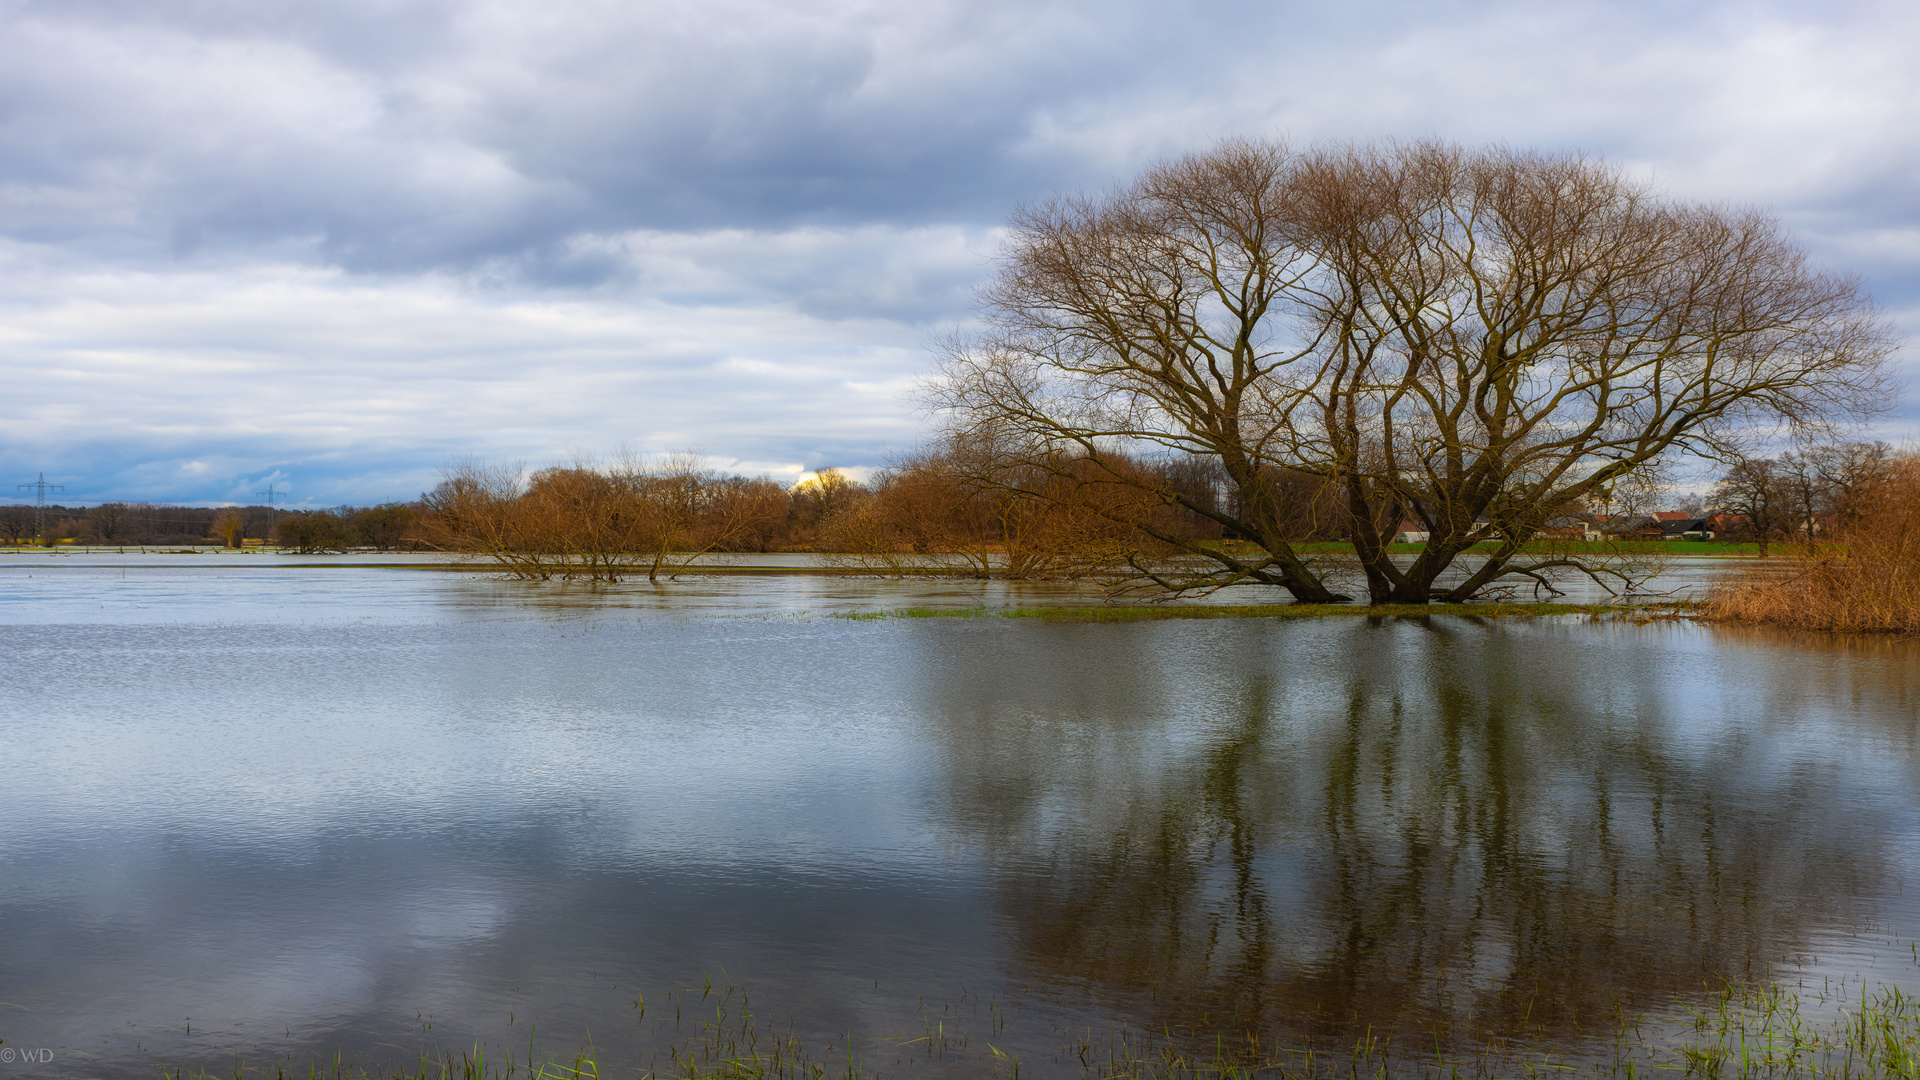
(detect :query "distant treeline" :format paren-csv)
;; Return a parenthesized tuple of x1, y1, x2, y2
(0, 502, 422, 549)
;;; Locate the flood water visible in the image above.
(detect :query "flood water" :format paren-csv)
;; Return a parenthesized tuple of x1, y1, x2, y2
(3, 566, 1919, 1078)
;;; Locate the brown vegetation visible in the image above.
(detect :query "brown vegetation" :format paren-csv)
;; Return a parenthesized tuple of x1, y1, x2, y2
(410, 449, 1262, 582)
(0, 502, 289, 547)
(1708, 454, 1920, 633)
(0, 504, 35, 545)
(824, 447, 1187, 579)
(931, 138, 1894, 603)
(211, 509, 246, 548)
(415, 456, 788, 580)
(272, 504, 421, 552)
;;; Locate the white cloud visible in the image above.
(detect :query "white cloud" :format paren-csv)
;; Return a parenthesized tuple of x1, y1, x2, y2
(0, 0, 1914, 502)
(0, 234, 946, 502)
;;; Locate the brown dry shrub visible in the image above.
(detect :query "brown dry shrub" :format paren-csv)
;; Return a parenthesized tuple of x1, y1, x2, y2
(829, 447, 1176, 579)
(415, 457, 790, 580)
(1707, 456, 1920, 633)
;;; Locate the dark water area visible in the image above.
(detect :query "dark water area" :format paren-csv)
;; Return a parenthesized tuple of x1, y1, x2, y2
(2, 568, 1919, 1077)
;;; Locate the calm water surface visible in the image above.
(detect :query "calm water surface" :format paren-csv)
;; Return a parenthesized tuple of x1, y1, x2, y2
(2, 567, 1918, 1077)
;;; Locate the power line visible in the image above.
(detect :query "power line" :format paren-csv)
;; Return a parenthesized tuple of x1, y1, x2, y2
(16, 473, 64, 538)
(256, 482, 287, 545)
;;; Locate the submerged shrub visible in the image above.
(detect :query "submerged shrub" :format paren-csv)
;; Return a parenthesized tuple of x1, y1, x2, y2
(415, 455, 789, 581)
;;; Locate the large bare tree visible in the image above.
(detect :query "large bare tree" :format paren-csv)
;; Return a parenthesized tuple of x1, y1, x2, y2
(931, 139, 1894, 603)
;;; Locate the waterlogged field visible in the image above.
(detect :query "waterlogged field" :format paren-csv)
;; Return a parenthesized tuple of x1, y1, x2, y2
(2, 565, 1919, 1078)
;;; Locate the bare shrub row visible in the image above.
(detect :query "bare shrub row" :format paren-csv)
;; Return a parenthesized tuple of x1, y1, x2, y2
(1708, 455, 1920, 633)
(819, 441, 1288, 580)
(415, 456, 789, 580)
(413, 447, 1276, 582)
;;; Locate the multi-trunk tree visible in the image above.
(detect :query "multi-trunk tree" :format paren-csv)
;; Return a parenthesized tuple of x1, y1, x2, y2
(931, 139, 1894, 603)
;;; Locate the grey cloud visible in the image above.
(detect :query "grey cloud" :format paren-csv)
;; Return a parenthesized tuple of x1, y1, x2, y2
(541, 225, 997, 322)
(0, 246, 936, 503)
(5, 0, 1916, 273)
(0, 0, 1915, 502)
(0, 0, 1216, 268)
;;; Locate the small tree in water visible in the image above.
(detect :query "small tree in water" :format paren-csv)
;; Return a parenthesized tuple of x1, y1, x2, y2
(930, 139, 1895, 604)
(417, 455, 789, 581)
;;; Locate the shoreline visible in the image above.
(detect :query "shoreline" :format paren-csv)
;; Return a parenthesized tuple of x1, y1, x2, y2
(839, 601, 1672, 622)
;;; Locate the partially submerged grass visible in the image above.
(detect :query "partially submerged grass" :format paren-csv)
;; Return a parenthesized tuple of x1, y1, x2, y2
(838, 601, 1664, 624)
(155, 976, 1920, 1080)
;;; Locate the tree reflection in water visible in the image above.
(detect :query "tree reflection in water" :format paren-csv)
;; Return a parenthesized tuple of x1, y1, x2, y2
(916, 616, 1918, 1047)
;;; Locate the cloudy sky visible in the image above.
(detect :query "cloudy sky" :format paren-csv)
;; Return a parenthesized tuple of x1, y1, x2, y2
(1, 0, 1916, 505)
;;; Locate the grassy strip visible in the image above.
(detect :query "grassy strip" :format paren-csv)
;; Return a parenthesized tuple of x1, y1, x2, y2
(839, 601, 1664, 623)
(1267, 539, 1765, 556)
(155, 977, 1920, 1080)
